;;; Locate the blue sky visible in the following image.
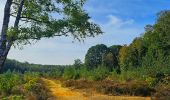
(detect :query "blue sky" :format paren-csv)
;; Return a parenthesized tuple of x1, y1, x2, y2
(1, 0, 170, 65)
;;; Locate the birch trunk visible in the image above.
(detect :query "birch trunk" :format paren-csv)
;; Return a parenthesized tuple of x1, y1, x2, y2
(0, 0, 24, 71)
(0, 0, 13, 71)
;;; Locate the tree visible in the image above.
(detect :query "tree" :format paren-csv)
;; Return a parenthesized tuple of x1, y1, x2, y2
(0, 0, 102, 71)
(118, 10, 170, 72)
(128, 37, 145, 68)
(118, 45, 130, 71)
(85, 44, 109, 69)
(118, 38, 145, 71)
(109, 45, 122, 66)
(141, 10, 170, 70)
(100, 45, 122, 72)
(102, 52, 114, 71)
(74, 59, 83, 69)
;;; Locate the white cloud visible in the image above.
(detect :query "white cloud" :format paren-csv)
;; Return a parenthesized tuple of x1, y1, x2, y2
(107, 15, 134, 27)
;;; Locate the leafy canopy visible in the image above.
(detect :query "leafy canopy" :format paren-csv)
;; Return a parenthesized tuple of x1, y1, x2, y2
(85, 44, 109, 69)
(8, 0, 102, 46)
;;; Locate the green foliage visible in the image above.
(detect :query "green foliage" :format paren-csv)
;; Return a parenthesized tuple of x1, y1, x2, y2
(88, 65, 109, 81)
(118, 45, 130, 71)
(63, 66, 79, 80)
(1, 9, 170, 99)
(0, 70, 22, 95)
(139, 10, 170, 76)
(74, 59, 83, 69)
(2, 95, 24, 100)
(10, 0, 102, 46)
(102, 52, 114, 71)
(145, 77, 157, 87)
(117, 10, 170, 75)
(85, 44, 122, 71)
(7, 27, 19, 41)
(4, 59, 66, 76)
(24, 78, 38, 91)
(85, 44, 109, 69)
(118, 38, 145, 71)
(62, 65, 110, 81)
(109, 45, 122, 67)
(1, 10, 170, 98)
(0, 71, 49, 99)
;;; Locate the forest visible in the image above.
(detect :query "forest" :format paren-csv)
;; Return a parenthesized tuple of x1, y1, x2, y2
(0, 10, 170, 100)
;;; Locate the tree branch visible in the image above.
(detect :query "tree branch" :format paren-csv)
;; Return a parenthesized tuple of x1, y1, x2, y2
(21, 16, 45, 23)
(16, 31, 69, 40)
(10, 14, 50, 24)
(12, 2, 20, 5)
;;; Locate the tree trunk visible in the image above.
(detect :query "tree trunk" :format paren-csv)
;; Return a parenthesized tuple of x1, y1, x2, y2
(0, 0, 24, 72)
(0, 0, 13, 71)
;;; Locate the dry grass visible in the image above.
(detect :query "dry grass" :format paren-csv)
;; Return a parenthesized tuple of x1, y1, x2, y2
(153, 85, 170, 100)
(62, 79, 155, 97)
(42, 78, 151, 100)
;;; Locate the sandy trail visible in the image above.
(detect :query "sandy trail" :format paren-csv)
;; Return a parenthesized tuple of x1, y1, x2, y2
(42, 78, 151, 100)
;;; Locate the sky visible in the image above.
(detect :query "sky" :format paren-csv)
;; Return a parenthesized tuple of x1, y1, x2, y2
(1, 0, 170, 65)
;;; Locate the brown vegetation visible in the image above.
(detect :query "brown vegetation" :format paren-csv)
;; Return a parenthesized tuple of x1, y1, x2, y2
(62, 79, 155, 97)
(43, 78, 151, 100)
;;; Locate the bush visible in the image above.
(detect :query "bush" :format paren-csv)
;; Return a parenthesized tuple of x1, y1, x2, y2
(145, 77, 157, 87)
(0, 71, 49, 100)
(24, 79, 39, 91)
(63, 67, 80, 79)
(24, 80, 49, 100)
(87, 66, 109, 81)
(0, 71, 22, 95)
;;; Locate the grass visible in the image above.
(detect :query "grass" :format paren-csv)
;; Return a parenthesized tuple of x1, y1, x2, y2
(42, 78, 152, 100)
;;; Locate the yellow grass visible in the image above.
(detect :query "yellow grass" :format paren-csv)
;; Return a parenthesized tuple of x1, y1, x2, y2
(42, 78, 151, 100)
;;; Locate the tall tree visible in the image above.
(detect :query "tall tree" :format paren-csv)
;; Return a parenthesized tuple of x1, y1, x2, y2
(85, 44, 109, 69)
(0, 0, 102, 71)
(109, 45, 122, 66)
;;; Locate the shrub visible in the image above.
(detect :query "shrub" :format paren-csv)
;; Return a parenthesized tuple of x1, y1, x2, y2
(87, 66, 109, 81)
(63, 66, 79, 80)
(0, 71, 49, 100)
(145, 77, 157, 87)
(0, 71, 22, 95)
(25, 80, 49, 100)
(24, 79, 38, 91)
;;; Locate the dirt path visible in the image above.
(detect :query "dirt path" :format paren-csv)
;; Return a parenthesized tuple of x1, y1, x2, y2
(42, 78, 151, 100)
